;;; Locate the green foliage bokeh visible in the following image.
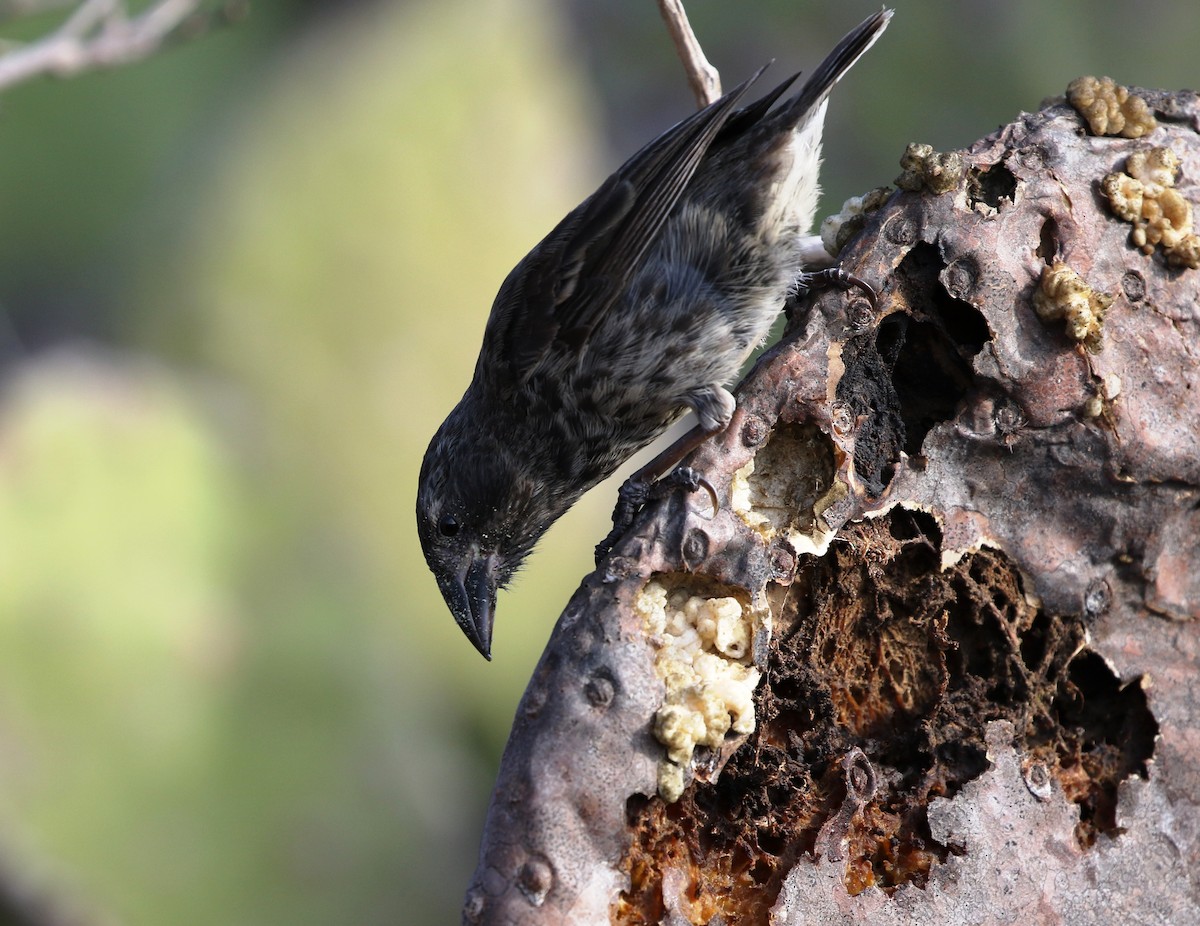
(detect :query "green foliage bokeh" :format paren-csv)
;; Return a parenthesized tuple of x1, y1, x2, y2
(0, 1, 605, 922)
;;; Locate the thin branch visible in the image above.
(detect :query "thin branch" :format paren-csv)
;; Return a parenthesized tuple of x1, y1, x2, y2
(0, 0, 78, 24)
(58, 0, 116, 39)
(656, 0, 721, 107)
(0, 0, 204, 92)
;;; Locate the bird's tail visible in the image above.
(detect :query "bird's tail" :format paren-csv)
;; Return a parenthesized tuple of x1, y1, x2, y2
(774, 8, 892, 131)
(746, 9, 891, 243)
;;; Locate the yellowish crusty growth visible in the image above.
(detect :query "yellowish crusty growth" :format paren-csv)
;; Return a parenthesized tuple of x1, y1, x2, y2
(733, 455, 844, 547)
(820, 187, 892, 257)
(729, 423, 843, 557)
(730, 459, 771, 537)
(895, 142, 965, 194)
(1067, 76, 1158, 139)
(634, 578, 762, 802)
(1033, 262, 1113, 353)
(1084, 372, 1124, 420)
(1101, 147, 1200, 269)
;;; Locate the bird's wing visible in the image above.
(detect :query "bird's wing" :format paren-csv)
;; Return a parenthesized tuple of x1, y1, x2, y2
(485, 67, 768, 386)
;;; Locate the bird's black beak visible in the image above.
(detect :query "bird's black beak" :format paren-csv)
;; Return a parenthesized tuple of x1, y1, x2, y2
(441, 552, 500, 660)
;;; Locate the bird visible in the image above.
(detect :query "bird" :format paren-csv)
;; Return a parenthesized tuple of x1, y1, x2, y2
(417, 9, 892, 659)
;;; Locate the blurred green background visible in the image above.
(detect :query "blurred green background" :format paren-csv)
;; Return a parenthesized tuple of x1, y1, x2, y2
(0, 0, 1195, 922)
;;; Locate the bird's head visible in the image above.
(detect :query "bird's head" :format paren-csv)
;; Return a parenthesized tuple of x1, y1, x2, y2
(416, 408, 539, 660)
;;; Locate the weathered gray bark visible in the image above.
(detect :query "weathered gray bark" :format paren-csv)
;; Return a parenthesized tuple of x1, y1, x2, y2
(462, 87, 1200, 926)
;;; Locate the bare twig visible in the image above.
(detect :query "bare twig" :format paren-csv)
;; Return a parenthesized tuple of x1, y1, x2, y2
(656, 0, 721, 107)
(0, 0, 205, 92)
(0, 0, 77, 24)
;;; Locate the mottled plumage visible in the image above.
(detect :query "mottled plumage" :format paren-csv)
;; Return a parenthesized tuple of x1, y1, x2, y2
(418, 11, 891, 658)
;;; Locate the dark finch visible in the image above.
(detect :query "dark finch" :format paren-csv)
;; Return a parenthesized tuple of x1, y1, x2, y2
(418, 10, 891, 659)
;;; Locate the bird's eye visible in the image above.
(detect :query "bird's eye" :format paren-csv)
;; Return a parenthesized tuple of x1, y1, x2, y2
(438, 513, 460, 538)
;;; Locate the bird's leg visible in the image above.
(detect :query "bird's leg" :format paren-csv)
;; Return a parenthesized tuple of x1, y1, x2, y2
(595, 388, 730, 564)
(594, 264, 878, 564)
(594, 429, 719, 564)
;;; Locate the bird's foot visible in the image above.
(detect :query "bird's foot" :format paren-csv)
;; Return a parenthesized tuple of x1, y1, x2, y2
(595, 466, 718, 564)
(793, 267, 877, 307)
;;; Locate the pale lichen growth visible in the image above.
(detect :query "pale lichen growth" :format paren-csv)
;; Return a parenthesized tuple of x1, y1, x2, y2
(1033, 262, 1113, 353)
(1101, 147, 1200, 269)
(1168, 235, 1200, 269)
(896, 142, 965, 194)
(730, 424, 842, 558)
(634, 578, 763, 802)
(730, 458, 771, 538)
(1125, 146, 1179, 188)
(657, 762, 685, 803)
(820, 187, 891, 257)
(1067, 76, 1157, 139)
(732, 457, 845, 557)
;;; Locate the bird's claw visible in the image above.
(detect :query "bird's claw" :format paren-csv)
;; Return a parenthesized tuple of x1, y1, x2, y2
(595, 466, 719, 564)
(797, 267, 877, 308)
(673, 467, 720, 516)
